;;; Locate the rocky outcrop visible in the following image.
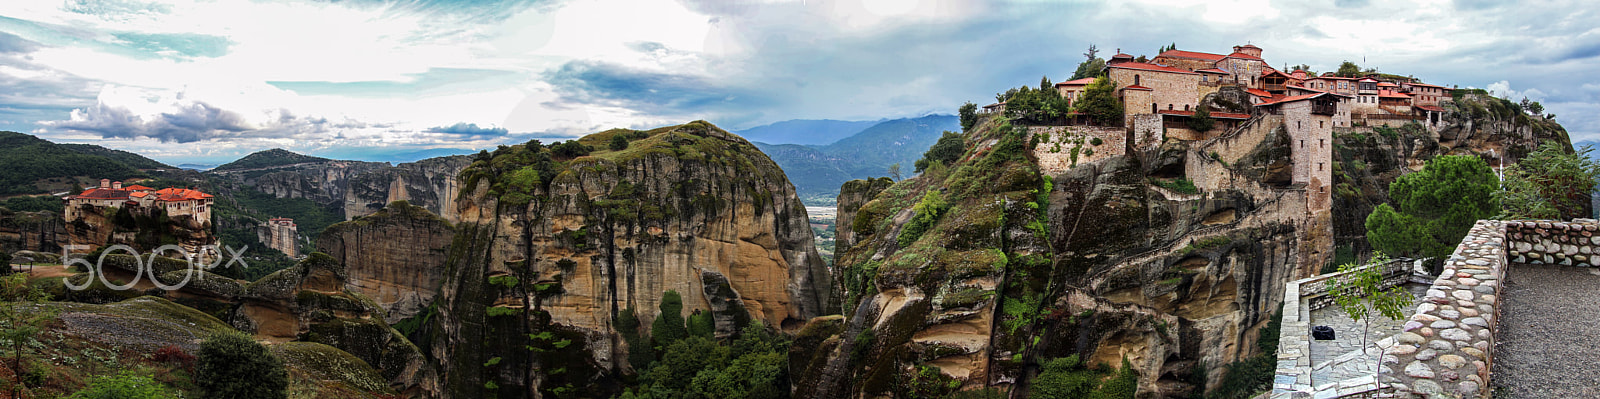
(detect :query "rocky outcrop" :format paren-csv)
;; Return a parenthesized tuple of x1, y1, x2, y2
(318, 201, 455, 322)
(208, 154, 472, 224)
(231, 253, 438, 398)
(0, 209, 65, 255)
(422, 122, 830, 398)
(64, 203, 218, 262)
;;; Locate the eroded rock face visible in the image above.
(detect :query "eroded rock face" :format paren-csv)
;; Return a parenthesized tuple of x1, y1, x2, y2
(208, 156, 472, 223)
(318, 201, 454, 323)
(230, 253, 438, 398)
(425, 122, 831, 398)
(0, 209, 65, 255)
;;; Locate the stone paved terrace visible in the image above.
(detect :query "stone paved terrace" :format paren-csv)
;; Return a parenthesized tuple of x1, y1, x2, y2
(1491, 263, 1600, 398)
(1307, 284, 1428, 385)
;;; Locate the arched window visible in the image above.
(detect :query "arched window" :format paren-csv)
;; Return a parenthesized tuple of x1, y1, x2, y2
(1168, 104, 1174, 110)
(1184, 104, 1190, 111)
(1152, 103, 1157, 113)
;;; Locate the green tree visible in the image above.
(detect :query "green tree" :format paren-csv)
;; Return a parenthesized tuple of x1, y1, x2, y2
(0, 273, 55, 398)
(1071, 45, 1106, 80)
(915, 131, 966, 173)
(550, 140, 594, 158)
(67, 371, 178, 399)
(1188, 102, 1215, 132)
(1497, 141, 1600, 220)
(643, 336, 729, 394)
(1336, 61, 1361, 77)
(1324, 252, 1411, 381)
(195, 331, 288, 399)
(651, 290, 688, 349)
(610, 134, 630, 151)
(1365, 155, 1498, 261)
(617, 307, 654, 372)
(959, 102, 979, 132)
(687, 309, 715, 339)
(1075, 76, 1124, 126)
(1527, 101, 1545, 115)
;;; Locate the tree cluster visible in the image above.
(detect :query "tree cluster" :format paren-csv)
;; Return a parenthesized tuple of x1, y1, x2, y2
(195, 331, 288, 399)
(914, 131, 966, 173)
(616, 290, 792, 399)
(995, 76, 1121, 126)
(1498, 141, 1600, 220)
(1366, 155, 1499, 262)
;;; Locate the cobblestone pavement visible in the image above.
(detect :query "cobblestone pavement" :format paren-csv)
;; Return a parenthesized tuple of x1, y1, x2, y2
(1308, 284, 1429, 384)
(1492, 264, 1600, 398)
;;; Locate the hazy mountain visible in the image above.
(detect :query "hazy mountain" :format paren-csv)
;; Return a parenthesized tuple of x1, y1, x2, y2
(58, 143, 173, 170)
(212, 148, 333, 171)
(736, 119, 881, 146)
(753, 114, 959, 205)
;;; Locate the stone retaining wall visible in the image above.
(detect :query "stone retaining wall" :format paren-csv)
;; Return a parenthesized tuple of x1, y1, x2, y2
(1504, 219, 1600, 266)
(1381, 220, 1506, 398)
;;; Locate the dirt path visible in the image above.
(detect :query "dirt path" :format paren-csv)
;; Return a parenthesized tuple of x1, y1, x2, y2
(1492, 264, 1600, 398)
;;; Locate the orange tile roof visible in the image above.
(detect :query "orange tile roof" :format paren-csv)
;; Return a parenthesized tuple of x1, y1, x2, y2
(129, 192, 149, 198)
(72, 188, 132, 200)
(1157, 110, 1252, 119)
(1379, 90, 1412, 99)
(1053, 77, 1097, 86)
(1377, 82, 1399, 87)
(123, 185, 153, 191)
(153, 188, 213, 201)
(1109, 62, 1198, 75)
(1225, 52, 1262, 61)
(1156, 49, 1226, 62)
(1416, 105, 1446, 112)
(1258, 92, 1335, 106)
(1123, 85, 1153, 91)
(1245, 89, 1273, 98)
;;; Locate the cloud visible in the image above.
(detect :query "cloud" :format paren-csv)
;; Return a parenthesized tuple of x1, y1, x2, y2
(1334, 0, 1370, 7)
(0, 31, 39, 53)
(425, 122, 510, 138)
(543, 60, 773, 116)
(48, 96, 253, 143)
(110, 32, 232, 58)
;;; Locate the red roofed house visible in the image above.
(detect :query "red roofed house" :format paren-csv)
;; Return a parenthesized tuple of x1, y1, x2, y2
(1107, 61, 1200, 126)
(1401, 82, 1449, 107)
(1151, 44, 1271, 90)
(1302, 76, 1357, 96)
(65, 179, 214, 225)
(1053, 77, 1097, 105)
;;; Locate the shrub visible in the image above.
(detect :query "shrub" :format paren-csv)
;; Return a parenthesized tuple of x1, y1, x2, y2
(897, 190, 949, 247)
(196, 331, 288, 399)
(67, 371, 178, 399)
(915, 131, 967, 173)
(610, 135, 630, 151)
(152, 345, 196, 371)
(550, 140, 594, 158)
(652, 290, 688, 348)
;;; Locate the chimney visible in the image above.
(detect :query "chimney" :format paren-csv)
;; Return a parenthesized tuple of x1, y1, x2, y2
(112, 181, 122, 190)
(100, 179, 110, 189)
(1233, 45, 1242, 53)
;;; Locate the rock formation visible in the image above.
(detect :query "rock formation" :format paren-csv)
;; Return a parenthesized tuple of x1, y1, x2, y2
(208, 154, 472, 223)
(318, 201, 455, 322)
(231, 253, 437, 397)
(796, 92, 1568, 398)
(0, 209, 65, 255)
(420, 122, 831, 398)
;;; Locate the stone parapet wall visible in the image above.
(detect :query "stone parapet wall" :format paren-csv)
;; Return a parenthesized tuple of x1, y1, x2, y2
(1029, 126, 1127, 174)
(1381, 220, 1506, 398)
(1504, 219, 1600, 266)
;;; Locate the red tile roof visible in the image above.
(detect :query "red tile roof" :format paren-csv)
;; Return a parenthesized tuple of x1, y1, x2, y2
(1258, 92, 1335, 106)
(1196, 68, 1230, 74)
(1409, 82, 1448, 88)
(1358, 77, 1379, 82)
(123, 185, 153, 191)
(1109, 62, 1198, 75)
(1245, 89, 1273, 98)
(1379, 90, 1412, 99)
(1377, 82, 1399, 87)
(1054, 77, 1097, 86)
(1157, 110, 1252, 119)
(1156, 49, 1226, 61)
(1416, 105, 1446, 112)
(72, 188, 132, 200)
(129, 192, 149, 198)
(1225, 52, 1262, 61)
(153, 188, 213, 202)
(1123, 85, 1153, 91)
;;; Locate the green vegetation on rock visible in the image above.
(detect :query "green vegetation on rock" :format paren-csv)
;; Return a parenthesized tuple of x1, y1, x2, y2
(1497, 141, 1600, 220)
(212, 148, 330, 172)
(0, 131, 149, 196)
(66, 371, 178, 399)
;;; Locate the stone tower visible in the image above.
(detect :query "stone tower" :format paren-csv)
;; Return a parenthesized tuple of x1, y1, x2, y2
(260, 218, 298, 257)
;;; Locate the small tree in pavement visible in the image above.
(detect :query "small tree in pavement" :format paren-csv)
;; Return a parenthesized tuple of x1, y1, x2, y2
(1325, 252, 1411, 378)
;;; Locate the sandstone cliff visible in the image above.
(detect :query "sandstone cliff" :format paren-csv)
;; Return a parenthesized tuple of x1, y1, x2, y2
(0, 209, 65, 255)
(420, 121, 830, 398)
(231, 253, 438, 397)
(318, 201, 455, 322)
(208, 153, 472, 223)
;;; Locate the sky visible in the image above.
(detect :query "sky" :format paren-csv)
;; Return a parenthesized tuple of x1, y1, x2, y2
(0, 0, 1595, 165)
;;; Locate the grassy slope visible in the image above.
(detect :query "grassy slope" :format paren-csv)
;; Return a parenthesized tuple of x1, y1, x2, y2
(0, 131, 147, 196)
(212, 148, 332, 172)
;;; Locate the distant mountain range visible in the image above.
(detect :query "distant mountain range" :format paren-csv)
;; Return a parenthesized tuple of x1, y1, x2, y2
(749, 115, 959, 205)
(736, 119, 882, 146)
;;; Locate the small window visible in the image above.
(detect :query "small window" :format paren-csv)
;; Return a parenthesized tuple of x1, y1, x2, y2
(1135, 75, 1141, 86)
(1301, 140, 1305, 148)
(1169, 104, 1174, 110)
(1320, 139, 1325, 148)
(1319, 121, 1324, 128)
(1318, 163, 1323, 171)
